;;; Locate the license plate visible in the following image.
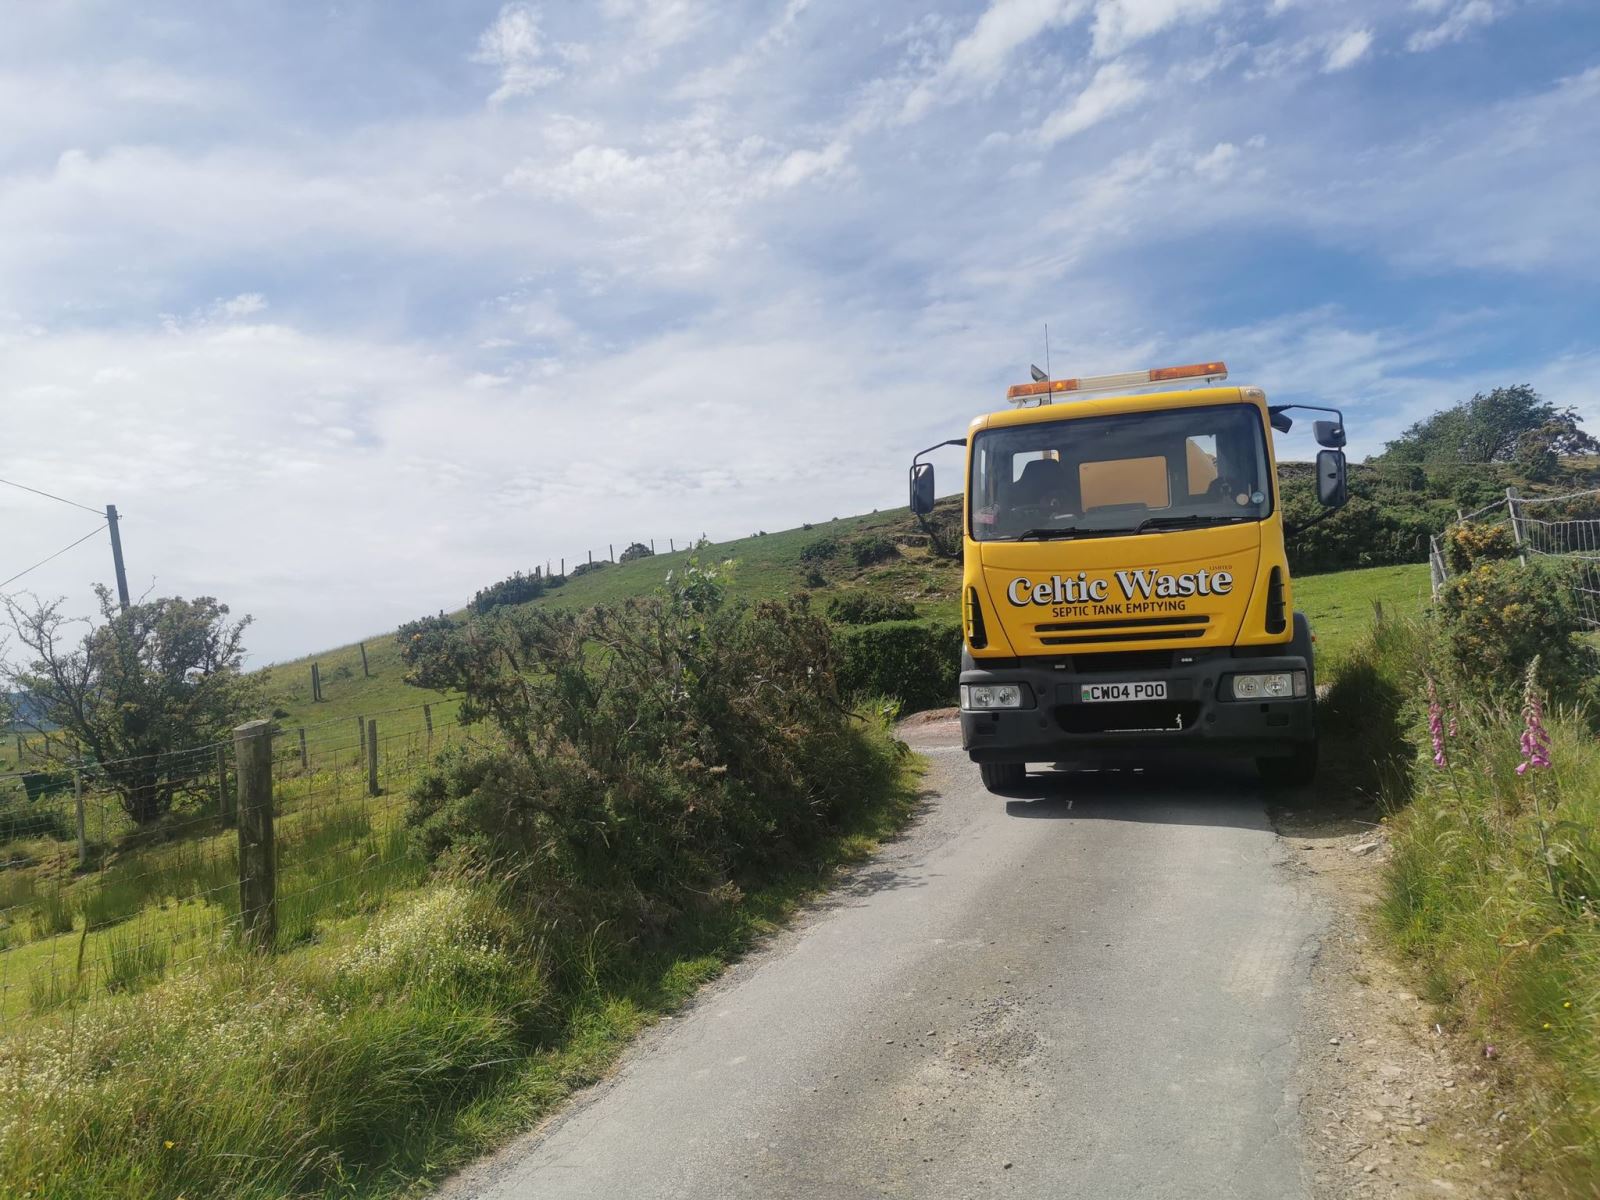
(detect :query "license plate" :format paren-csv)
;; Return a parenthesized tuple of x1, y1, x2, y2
(1080, 681, 1167, 703)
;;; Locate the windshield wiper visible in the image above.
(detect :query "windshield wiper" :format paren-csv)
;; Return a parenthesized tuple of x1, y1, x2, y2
(1128, 514, 1250, 535)
(1015, 526, 1128, 541)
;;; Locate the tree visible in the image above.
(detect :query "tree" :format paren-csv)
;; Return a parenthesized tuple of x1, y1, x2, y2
(2, 587, 260, 823)
(1382, 385, 1598, 471)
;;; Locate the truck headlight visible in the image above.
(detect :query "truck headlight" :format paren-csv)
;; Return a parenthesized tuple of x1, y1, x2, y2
(961, 683, 1030, 710)
(1227, 671, 1307, 700)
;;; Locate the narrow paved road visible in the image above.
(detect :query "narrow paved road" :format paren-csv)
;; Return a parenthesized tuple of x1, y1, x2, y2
(439, 716, 1328, 1200)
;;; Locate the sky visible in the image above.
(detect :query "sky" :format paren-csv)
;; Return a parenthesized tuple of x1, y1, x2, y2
(2, 0, 1597, 663)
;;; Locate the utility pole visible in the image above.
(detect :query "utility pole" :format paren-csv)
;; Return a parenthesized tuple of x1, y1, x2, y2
(105, 504, 130, 610)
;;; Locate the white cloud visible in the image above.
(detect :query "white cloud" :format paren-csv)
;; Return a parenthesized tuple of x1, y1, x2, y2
(901, 0, 1085, 121)
(1089, 0, 1225, 57)
(1192, 140, 1239, 178)
(1323, 28, 1373, 72)
(1407, 1, 1501, 52)
(602, 0, 706, 51)
(215, 293, 268, 320)
(1037, 62, 1149, 144)
(473, 4, 562, 103)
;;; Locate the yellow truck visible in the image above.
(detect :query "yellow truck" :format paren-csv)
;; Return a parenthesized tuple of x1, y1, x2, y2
(909, 361, 1349, 792)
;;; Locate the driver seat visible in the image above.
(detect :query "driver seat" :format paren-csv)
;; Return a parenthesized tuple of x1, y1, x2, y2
(1013, 458, 1071, 510)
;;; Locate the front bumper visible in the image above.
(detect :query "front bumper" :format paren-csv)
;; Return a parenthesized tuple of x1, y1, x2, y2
(961, 649, 1315, 765)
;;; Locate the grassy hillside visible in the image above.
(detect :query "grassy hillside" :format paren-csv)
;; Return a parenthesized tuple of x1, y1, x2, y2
(257, 500, 1430, 737)
(260, 504, 963, 731)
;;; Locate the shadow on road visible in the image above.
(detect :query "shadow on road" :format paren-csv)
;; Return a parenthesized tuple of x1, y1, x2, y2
(1000, 764, 1285, 830)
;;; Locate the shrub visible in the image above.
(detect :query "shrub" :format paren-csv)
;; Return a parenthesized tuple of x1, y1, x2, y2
(848, 534, 900, 568)
(826, 593, 916, 625)
(799, 535, 840, 563)
(569, 560, 608, 579)
(401, 561, 903, 927)
(837, 620, 961, 713)
(1442, 521, 1518, 573)
(471, 569, 546, 614)
(1435, 559, 1593, 699)
(619, 542, 654, 563)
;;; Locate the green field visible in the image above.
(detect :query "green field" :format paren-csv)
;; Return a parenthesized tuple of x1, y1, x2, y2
(1294, 563, 1432, 666)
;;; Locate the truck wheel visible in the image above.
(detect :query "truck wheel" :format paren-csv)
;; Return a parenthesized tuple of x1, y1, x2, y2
(979, 761, 1027, 792)
(1257, 741, 1317, 788)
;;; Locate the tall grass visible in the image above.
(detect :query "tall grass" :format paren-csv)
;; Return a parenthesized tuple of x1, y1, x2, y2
(1330, 617, 1600, 1194)
(0, 712, 917, 1199)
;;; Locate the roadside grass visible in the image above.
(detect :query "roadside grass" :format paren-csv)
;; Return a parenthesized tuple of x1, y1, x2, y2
(1325, 616, 1600, 1195)
(0, 718, 921, 1200)
(1294, 562, 1431, 669)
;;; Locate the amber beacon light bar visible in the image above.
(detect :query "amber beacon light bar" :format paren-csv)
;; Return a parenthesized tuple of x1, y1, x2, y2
(1006, 361, 1228, 406)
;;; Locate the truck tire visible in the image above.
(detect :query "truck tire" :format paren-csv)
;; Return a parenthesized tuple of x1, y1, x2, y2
(979, 761, 1027, 792)
(1257, 740, 1317, 788)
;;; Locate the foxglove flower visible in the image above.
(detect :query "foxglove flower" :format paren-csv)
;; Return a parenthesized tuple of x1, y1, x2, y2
(1516, 659, 1552, 776)
(1426, 675, 1448, 767)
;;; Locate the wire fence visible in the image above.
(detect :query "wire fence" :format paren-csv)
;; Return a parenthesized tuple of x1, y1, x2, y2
(0, 700, 472, 1031)
(1428, 485, 1600, 630)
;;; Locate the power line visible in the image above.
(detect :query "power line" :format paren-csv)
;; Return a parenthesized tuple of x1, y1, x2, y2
(0, 522, 109, 592)
(0, 473, 104, 518)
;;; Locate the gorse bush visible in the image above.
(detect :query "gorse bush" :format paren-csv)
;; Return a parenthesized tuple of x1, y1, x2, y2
(836, 620, 961, 714)
(1441, 520, 1518, 573)
(1435, 558, 1593, 700)
(401, 560, 904, 930)
(471, 569, 546, 614)
(847, 533, 900, 568)
(826, 592, 916, 625)
(799, 535, 840, 563)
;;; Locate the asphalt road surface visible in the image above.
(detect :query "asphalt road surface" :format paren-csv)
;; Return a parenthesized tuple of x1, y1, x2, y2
(439, 716, 1328, 1200)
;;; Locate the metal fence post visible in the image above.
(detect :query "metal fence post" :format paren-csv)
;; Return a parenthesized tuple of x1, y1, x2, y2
(423, 703, 433, 747)
(233, 719, 276, 950)
(366, 719, 380, 797)
(1429, 535, 1445, 597)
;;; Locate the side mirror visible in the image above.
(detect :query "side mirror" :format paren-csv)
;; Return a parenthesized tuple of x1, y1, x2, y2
(1313, 419, 1346, 449)
(909, 463, 935, 515)
(1316, 449, 1348, 509)
(1269, 409, 1293, 434)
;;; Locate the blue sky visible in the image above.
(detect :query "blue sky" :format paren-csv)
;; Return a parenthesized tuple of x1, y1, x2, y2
(2, 0, 1597, 661)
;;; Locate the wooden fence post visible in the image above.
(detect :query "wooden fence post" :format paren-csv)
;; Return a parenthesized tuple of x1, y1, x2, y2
(311, 662, 322, 703)
(366, 719, 380, 797)
(214, 744, 232, 824)
(423, 703, 433, 747)
(356, 716, 365, 767)
(233, 719, 276, 950)
(74, 768, 87, 868)
(670, 538, 675, 553)
(297, 727, 309, 770)
(359, 642, 370, 678)
(609, 543, 614, 562)
(1506, 486, 1527, 565)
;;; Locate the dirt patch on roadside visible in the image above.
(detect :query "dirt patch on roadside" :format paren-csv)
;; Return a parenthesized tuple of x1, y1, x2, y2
(1272, 793, 1529, 1199)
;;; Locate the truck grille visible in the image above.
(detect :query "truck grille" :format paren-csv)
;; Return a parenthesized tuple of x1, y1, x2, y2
(1033, 614, 1209, 646)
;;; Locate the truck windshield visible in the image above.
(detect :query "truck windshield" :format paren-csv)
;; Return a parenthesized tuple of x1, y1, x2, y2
(969, 403, 1271, 542)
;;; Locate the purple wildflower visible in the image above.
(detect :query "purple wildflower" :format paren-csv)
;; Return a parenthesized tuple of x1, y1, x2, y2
(1427, 675, 1448, 767)
(1517, 660, 1552, 776)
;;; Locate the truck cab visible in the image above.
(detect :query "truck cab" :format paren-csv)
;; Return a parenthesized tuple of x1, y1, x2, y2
(909, 361, 1349, 793)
